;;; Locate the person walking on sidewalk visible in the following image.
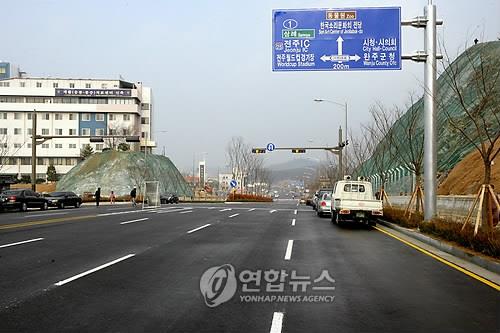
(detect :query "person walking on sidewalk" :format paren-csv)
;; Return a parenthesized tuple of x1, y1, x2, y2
(130, 187, 137, 207)
(95, 187, 101, 207)
(110, 190, 116, 205)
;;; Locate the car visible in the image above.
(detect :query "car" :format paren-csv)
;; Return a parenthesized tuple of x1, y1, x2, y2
(44, 191, 82, 209)
(316, 192, 332, 217)
(0, 194, 8, 212)
(0, 189, 48, 211)
(160, 194, 179, 204)
(312, 189, 333, 211)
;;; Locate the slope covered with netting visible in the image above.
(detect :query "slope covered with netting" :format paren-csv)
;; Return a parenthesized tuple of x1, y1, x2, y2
(56, 150, 192, 197)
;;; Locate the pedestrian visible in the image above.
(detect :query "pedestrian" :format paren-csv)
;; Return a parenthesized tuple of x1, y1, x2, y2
(130, 186, 137, 207)
(95, 187, 101, 207)
(110, 190, 115, 205)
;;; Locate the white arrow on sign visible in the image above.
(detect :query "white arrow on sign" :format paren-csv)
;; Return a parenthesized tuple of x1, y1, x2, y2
(320, 54, 361, 62)
(337, 36, 344, 56)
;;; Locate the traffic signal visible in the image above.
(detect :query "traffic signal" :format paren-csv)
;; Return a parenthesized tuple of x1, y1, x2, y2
(252, 148, 266, 154)
(291, 148, 306, 153)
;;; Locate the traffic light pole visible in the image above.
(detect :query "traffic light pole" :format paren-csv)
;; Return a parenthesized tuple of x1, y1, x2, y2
(31, 110, 37, 191)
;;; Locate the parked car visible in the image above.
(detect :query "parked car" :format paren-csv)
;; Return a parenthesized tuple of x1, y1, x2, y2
(160, 194, 179, 204)
(317, 192, 332, 217)
(44, 191, 82, 209)
(313, 189, 333, 211)
(0, 189, 48, 211)
(0, 194, 8, 212)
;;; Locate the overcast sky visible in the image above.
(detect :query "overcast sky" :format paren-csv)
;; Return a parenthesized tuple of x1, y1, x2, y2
(2, 0, 499, 175)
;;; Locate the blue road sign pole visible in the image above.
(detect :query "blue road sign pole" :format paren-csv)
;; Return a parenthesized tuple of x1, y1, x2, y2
(272, 7, 401, 72)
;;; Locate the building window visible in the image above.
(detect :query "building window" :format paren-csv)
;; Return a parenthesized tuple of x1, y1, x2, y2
(69, 143, 77, 149)
(14, 113, 21, 120)
(43, 113, 50, 120)
(42, 128, 49, 135)
(69, 113, 76, 120)
(141, 117, 149, 124)
(14, 143, 22, 149)
(85, 83, 91, 88)
(66, 158, 75, 165)
(53, 82, 58, 88)
(69, 83, 75, 88)
(55, 143, 63, 149)
(27, 128, 32, 135)
(55, 129, 63, 135)
(123, 114, 131, 121)
(108, 128, 116, 135)
(95, 128, 105, 136)
(82, 113, 91, 121)
(122, 129, 130, 135)
(0, 128, 7, 135)
(27, 113, 32, 120)
(141, 103, 150, 110)
(95, 144, 104, 151)
(0, 82, 10, 87)
(36, 82, 42, 88)
(20, 82, 26, 87)
(14, 128, 22, 135)
(1, 113, 7, 119)
(81, 128, 90, 136)
(42, 144, 49, 149)
(95, 113, 105, 121)
(21, 157, 31, 165)
(26, 97, 45, 103)
(101, 83, 107, 89)
(27, 144, 32, 149)
(109, 114, 115, 121)
(69, 129, 77, 135)
(55, 113, 63, 120)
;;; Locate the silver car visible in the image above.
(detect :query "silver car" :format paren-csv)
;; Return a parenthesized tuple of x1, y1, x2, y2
(317, 192, 332, 217)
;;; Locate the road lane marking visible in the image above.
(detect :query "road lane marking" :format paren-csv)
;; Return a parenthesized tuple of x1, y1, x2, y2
(248, 208, 256, 212)
(0, 215, 97, 230)
(284, 240, 294, 260)
(374, 226, 500, 291)
(291, 219, 296, 226)
(228, 213, 239, 218)
(54, 254, 135, 286)
(0, 237, 44, 249)
(187, 224, 211, 234)
(219, 208, 232, 212)
(120, 218, 149, 225)
(270, 312, 284, 333)
(179, 210, 193, 214)
(294, 210, 297, 215)
(270, 210, 277, 213)
(97, 210, 141, 217)
(23, 212, 68, 218)
(156, 207, 191, 214)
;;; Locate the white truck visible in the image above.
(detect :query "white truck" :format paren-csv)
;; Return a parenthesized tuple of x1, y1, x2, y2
(330, 176, 383, 226)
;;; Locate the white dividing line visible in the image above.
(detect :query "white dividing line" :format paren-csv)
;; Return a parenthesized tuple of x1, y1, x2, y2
(248, 208, 256, 212)
(270, 209, 277, 213)
(54, 254, 135, 286)
(270, 312, 284, 333)
(97, 210, 140, 217)
(294, 209, 297, 215)
(187, 224, 211, 234)
(120, 218, 149, 225)
(0, 237, 44, 249)
(291, 219, 296, 226)
(284, 240, 294, 260)
(219, 208, 232, 212)
(179, 210, 193, 214)
(23, 212, 68, 218)
(228, 213, 239, 218)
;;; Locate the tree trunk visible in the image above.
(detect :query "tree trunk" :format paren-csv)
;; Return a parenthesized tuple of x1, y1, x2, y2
(415, 173, 422, 213)
(482, 159, 492, 231)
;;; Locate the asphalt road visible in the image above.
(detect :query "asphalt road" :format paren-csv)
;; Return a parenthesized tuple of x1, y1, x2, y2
(0, 200, 498, 332)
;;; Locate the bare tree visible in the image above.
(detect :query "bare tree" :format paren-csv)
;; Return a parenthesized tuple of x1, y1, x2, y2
(105, 125, 135, 150)
(439, 42, 500, 230)
(0, 134, 10, 173)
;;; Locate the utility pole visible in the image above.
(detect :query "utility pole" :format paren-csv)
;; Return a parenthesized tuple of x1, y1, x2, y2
(338, 126, 343, 180)
(31, 109, 37, 191)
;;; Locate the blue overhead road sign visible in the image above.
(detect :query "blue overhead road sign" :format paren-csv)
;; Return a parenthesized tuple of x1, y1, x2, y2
(272, 7, 401, 71)
(266, 143, 276, 152)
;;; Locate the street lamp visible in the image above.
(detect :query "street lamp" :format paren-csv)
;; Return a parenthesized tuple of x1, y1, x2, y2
(314, 98, 349, 180)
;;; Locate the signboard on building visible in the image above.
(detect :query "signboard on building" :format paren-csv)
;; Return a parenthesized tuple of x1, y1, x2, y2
(55, 88, 132, 97)
(272, 7, 401, 71)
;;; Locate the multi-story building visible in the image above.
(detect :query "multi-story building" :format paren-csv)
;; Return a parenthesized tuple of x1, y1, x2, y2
(0, 74, 154, 179)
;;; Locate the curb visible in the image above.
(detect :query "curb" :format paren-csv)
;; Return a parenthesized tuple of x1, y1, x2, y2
(377, 219, 500, 275)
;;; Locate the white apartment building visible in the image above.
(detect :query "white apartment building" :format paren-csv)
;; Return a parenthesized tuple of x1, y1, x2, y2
(0, 76, 154, 179)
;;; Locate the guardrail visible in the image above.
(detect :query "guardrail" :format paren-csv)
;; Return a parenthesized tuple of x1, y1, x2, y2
(388, 195, 477, 221)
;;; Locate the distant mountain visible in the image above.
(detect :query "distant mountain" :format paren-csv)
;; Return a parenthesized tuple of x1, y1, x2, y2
(267, 158, 319, 182)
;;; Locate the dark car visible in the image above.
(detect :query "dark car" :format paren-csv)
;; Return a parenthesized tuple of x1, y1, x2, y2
(44, 191, 82, 209)
(0, 194, 8, 212)
(160, 194, 179, 204)
(1, 189, 48, 211)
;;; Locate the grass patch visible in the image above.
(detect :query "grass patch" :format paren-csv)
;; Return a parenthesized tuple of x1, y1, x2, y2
(383, 207, 500, 259)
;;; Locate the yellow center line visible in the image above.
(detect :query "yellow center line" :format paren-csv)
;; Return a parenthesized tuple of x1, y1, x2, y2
(0, 214, 98, 230)
(374, 226, 500, 291)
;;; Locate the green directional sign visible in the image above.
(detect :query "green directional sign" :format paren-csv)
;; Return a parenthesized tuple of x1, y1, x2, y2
(282, 29, 315, 39)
